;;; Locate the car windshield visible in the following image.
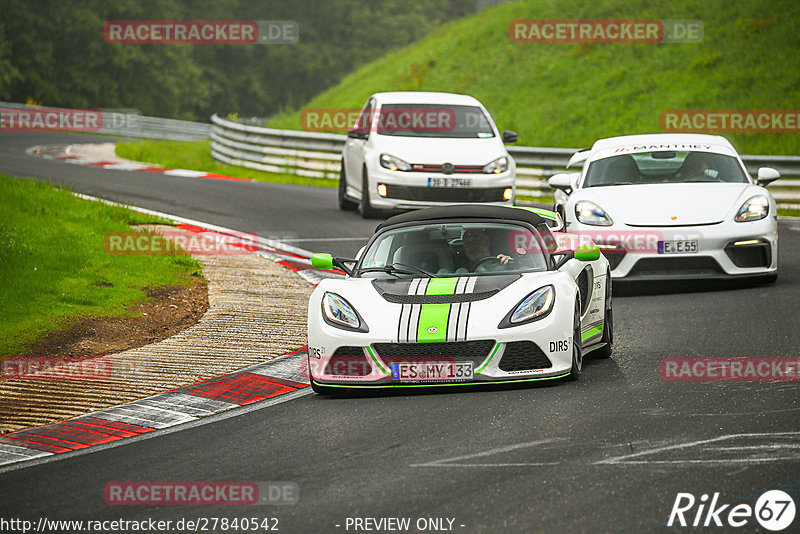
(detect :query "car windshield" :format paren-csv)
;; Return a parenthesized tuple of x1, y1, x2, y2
(583, 150, 749, 187)
(375, 104, 495, 138)
(356, 222, 548, 278)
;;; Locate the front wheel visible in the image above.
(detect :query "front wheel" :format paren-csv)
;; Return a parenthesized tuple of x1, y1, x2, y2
(568, 300, 582, 380)
(338, 163, 357, 211)
(359, 168, 380, 219)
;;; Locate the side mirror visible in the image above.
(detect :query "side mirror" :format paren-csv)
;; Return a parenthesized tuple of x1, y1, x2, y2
(347, 128, 369, 140)
(548, 172, 578, 193)
(311, 253, 333, 270)
(502, 130, 518, 143)
(756, 167, 780, 186)
(574, 245, 600, 262)
(311, 253, 357, 276)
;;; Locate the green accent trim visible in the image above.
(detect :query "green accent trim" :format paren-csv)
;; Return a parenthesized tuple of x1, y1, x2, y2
(514, 206, 558, 221)
(417, 303, 450, 343)
(425, 277, 459, 295)
(366, 346, 389, 375)
(314, 373, 570, 389)
(476, 342, 501, 373)
(311, 253, 333, 270)
(581, 323, 604, 341)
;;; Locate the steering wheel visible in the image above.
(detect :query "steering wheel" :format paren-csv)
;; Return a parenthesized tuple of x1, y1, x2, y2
(473, 256, 503, 271)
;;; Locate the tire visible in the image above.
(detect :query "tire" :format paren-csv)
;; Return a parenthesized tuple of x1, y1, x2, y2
(359, 167, 379, 219)
(338, 163, 357, 211)
(592, 271, 614, 358)
(568, 300, 583, 380)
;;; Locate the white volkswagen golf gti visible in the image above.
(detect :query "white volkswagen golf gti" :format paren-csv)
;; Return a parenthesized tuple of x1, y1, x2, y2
(339, 92, 518, 218)
(550, 134, 780, 282)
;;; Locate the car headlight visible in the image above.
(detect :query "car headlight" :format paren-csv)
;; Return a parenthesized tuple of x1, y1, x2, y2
(379, 153, 411, 172)
(510, 285, 555, 324)
(483, 156, 509, 174)
(322, 292, 360, 329)
(575, 200, 613, 226)
(735, 195, 769, 222)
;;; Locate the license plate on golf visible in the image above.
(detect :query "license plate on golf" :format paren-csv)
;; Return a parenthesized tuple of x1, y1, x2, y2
(658, 240, 699, 254)
(428, 177, 472, 188)
(391, 362, 473, 382)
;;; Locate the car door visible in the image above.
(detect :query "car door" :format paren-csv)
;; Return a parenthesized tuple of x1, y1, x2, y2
(344, 98, 374, 195)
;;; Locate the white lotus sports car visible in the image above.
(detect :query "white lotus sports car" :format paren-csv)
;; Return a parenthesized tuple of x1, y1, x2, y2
(306, 205, 612, 394)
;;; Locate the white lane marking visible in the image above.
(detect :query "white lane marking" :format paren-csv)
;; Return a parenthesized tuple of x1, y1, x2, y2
(163, 169, 209, 178)
(410, 439, 562, 467)
(596, 431, 800, 466)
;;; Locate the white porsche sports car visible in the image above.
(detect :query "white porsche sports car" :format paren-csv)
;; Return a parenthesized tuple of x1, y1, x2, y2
(550, 134, 779, 281)
(307, 205, 612, 394)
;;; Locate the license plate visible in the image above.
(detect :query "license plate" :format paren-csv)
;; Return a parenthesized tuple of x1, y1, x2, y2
(658, 240, 699, 254)
(428, 177, 472, 188)
(391, 362, 473, 382)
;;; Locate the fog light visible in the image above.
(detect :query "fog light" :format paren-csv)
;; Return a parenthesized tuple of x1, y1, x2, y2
(377, 183, 387, 197)
(503, 188, 513, 201)
(733, 239, 759, 246)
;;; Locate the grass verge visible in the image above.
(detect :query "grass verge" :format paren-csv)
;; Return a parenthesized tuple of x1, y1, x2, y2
(115, 139, 336, 188)
(0, 174, 203, 357)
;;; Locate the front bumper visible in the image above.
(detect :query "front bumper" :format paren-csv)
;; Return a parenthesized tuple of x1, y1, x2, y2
(307, 287, 574, 387)
(366, 166, 515, 210)
(566, 218, 778, 280)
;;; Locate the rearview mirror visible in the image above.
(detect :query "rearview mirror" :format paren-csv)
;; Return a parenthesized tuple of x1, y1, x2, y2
(347, 128, 369, 140)
(756, 167, 780, 186)
(574, 245, 600, 262)
(311, 253, 333, 270)
(548, 172, 579, 192)
(502, 130, 518, 143)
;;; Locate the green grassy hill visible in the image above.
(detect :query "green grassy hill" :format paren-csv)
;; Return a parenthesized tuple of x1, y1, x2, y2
(269, 0, 800, 155)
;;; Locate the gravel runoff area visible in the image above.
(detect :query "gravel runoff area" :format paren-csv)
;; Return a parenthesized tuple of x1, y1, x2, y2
(0, 225, 314, 435)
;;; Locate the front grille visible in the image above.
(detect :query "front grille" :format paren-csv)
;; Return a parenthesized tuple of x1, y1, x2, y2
(324, 346, 372, 376)
(498, 341, 552, 372)
(409, 164, 485, 174)
(373, 340, 495, 367)
(384, 185, 507, 203)
(381, 290, 499, 304)
(627, 257, 723, 277)
(724, 242, 771, 268)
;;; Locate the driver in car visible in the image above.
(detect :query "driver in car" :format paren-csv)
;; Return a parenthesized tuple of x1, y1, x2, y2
(456, 228, 512, 273)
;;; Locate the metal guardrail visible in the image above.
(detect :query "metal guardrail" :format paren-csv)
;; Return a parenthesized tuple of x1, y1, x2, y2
(210, 114, 800, 205)
(0, 101, 209, 141)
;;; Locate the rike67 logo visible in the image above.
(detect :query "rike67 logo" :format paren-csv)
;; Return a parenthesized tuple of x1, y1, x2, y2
(668, 490, 795, 530)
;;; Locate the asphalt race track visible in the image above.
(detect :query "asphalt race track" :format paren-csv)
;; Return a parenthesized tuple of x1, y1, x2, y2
(2, 132, 799, 532)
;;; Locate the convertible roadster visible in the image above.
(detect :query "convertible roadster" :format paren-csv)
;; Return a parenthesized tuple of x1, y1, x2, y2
(306, 205, 612, 393)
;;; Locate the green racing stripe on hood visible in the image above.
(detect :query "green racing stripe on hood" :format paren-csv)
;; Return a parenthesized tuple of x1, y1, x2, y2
(417, 303, 451, 343)
(425, 277, 459, 295)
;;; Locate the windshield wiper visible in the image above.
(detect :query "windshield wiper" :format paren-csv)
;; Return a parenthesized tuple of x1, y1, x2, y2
(589, 181, 633, 187)
(357, 262, 439, 278)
